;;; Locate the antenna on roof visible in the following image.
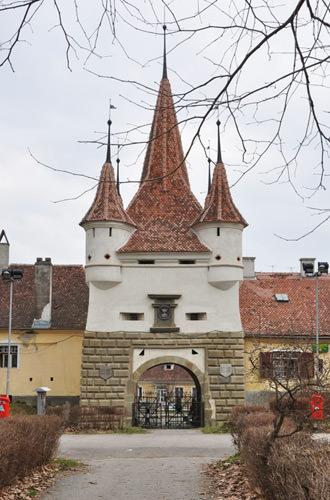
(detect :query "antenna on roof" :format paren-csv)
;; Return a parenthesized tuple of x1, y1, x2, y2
(216, 119, 223, 164)
(207, 141, 211, 194)
(106, 119, 112, 164)
(106, 100, 117, 163)
(162, 24, 168, 79)
(116, 143, 120, 195)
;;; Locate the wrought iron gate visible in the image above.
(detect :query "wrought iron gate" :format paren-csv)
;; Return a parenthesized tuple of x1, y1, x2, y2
(132, 393, 204, 429)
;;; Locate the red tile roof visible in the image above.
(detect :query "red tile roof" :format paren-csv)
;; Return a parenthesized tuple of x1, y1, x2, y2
(0, 264, 88, 330)
(194, 162, 248, 226)
(240, 273, 330, 337)
(118, 77, 210, 254)
(80, 162, 135, 226)
(139, 364, 194, 382)
(2, 264, 328, 339)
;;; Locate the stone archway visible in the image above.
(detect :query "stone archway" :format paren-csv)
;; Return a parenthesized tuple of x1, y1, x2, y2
(127, 355, 211, 428)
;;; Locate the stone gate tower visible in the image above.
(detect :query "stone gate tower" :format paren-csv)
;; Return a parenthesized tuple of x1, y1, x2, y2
(80, 35, 247, 425)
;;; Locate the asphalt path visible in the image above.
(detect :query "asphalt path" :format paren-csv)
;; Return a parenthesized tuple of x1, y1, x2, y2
(40, 430, 236, 500)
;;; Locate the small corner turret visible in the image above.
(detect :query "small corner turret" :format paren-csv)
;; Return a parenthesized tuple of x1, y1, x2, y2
(80, 119, 135, 289)
(193, 121, 247, 290)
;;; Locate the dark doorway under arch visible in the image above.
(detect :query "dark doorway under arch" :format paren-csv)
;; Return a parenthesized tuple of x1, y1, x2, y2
(132, 363, 204, 429)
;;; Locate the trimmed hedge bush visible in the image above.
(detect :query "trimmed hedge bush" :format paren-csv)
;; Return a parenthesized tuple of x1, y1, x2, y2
(0, 415, 62, 490)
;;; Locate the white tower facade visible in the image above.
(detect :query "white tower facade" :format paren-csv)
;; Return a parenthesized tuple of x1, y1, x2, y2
(80, 49, 247, 426)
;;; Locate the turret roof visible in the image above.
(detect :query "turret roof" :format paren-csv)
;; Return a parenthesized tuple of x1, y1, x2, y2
(80, 118, 134, 226)
(80, 161, 135, 226)
(194, 160, 248, 226)
(118, 76, 210, 253)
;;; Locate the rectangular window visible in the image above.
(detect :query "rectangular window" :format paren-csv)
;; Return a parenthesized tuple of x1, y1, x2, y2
(164, 364, 174, 371)
(0, 345, 19, 368)
(179, 260, 196, 265)
(186, 313, 207, 321)
(175, 387, 184, 399)
(157, 388, 167, 403)
(217, 227, 220, 236)
(260, 351, 314, 380)
(120, 312, 144, 321)
(109, 228, 112, 237)
(138, 260, 155, 265)
(137, 386, 143, 399)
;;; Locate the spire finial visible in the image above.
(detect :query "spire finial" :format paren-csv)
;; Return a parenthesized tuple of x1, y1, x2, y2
(162, 24, 168, 79)
(216, 119, 222, 164)
(106, 119, 112, 163)
(116, 143, 120, 195)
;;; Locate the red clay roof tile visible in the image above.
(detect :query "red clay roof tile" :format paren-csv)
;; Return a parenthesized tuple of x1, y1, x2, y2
(80, 162, 135, 226)
(118, 77, 210, 254)
(0, 264, 88, 330)
(139, 364, 194, 382)
(194, 162, 248, 226)
(240, 273, 330, 337)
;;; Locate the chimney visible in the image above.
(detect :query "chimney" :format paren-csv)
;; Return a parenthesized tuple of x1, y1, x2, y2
(243, 257, 256, 280)
(299, 257, 316, 278)
(32, 258, 53, 329)
(0, 230, 9, 270)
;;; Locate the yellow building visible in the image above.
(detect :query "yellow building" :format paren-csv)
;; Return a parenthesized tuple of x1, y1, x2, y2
(0, 257, 88, 405)
(240, 259, 330, 404)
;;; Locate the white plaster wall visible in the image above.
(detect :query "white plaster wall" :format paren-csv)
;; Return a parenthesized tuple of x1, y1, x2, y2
(194, 222, 243, 264)
(84, 222, 135, 267)
(85, 261, 242, 333)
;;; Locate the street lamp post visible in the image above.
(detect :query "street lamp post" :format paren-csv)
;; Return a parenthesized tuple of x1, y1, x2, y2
(1, 268, 23, 396)
(302, 261, 329, 390)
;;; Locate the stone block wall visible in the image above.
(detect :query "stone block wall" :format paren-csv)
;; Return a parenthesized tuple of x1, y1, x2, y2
(80, 330, 245, 426)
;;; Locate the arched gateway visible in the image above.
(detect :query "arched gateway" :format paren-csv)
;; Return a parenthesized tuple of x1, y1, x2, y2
(132, 359, 205, 428)
(79, 30, 247, 427)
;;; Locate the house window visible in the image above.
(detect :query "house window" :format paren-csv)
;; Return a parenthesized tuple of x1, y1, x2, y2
(0, 345, 19, 368)
(260, 351, 314, 380)
(164, 364, 174, 371)
(157, 388, 167, 403)
(274, 294, 289, 302)
(175, 387, 184, 399)
(186, 313, 207, 321)
(179, 260, 196, 265)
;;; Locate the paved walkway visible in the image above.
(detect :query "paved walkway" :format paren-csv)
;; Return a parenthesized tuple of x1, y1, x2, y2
(40, 430, 235, 500)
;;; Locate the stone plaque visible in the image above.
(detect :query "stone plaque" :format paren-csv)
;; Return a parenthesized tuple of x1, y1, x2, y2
(219, 364, 232, 378)
(100, 365, 112, 380)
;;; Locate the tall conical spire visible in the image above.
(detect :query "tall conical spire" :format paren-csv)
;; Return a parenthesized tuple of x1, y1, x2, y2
(106, 119, 111, 163)
(162, 24, 168, 79)
(193, 121, 247, 227)
(118, 36, 209, 254)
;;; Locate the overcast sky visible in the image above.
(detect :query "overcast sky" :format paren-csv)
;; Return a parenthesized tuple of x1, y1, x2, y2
(1, 2, 329, 273)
